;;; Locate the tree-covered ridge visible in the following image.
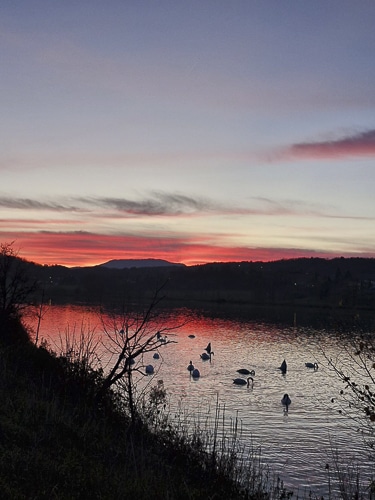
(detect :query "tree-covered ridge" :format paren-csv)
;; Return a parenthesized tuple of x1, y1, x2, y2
(31, 257, 375, 309)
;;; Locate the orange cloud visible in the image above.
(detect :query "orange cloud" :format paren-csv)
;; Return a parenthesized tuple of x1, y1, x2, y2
(1, 230, 373, 268)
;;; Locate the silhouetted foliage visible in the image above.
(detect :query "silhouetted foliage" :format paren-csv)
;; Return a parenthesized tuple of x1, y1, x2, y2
(30, 256, 375, 312)
(327, 335, 375, 447)
(97, 282, 178, 424)
(0, 242, 37, 344)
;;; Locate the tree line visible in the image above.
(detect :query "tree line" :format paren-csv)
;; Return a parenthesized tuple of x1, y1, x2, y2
(26, 255, 375, 310)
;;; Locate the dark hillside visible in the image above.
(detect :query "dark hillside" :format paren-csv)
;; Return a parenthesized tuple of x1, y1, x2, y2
(29, 257, 375, 310)
(97, 258, 185, 269)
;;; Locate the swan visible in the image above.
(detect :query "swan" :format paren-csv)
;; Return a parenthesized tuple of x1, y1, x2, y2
(187, 361, 194, 372)
(145, 364, 154, 374)
(281, 393, 291, 407)
(279, 359, 287, 373)
(205, 342, 213, 354)
(233, 377, 254, 387)
(192, 368, 200, 378)
(200, 352, 213, 360)
(153, 353, 160, 359)
(237, 368, 255, 376)
(156, 332, 167, 343)
(305, 362, 318, 370)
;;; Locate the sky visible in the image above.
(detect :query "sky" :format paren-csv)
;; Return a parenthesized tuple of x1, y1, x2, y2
(2, 1, 375, 267)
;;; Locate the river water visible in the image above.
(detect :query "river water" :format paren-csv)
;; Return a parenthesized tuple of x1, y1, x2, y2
(27, 303, 374, 498)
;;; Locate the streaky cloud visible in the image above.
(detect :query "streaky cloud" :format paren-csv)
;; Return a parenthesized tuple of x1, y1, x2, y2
(94, 192, 212, 216)
(250, 196, 375, 221)
(0, 196, 84, 212)
(282, 129, 375, 160)
(2, 193, 374, 222)
(80, 192, 331, 218)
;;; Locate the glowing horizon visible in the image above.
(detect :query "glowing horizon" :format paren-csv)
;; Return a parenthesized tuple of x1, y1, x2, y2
(2, 230, 374, 268)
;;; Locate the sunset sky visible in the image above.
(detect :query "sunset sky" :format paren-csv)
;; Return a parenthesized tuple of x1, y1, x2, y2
(2, 1, 375, 267)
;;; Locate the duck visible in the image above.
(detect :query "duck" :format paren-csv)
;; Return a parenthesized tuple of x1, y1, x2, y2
(188, 334, 196, 338)
(192, 368, 200, 379)
(145, 364, 154, 374)
(237, 368, 255, 376)
(153, 353, 160, 359)
(187, 361, 194, 372)
(233, 376, 254, 387)
(281, 393, 291, 407)
(305, 362, 318, 370)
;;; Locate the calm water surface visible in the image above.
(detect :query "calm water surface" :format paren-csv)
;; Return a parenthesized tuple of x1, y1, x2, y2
(30, 304, 374, 498)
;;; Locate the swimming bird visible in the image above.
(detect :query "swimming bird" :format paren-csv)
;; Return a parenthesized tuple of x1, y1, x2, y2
(153, 353, 160, 359)
(200, 352, 213, 360)
(305, 362, 318, 370)
(279, 359, 287, 374)
(188, 334, 195, 338)
(156, 332, 167, 343)
(237, 368, 255, 376)
(233, 376, 254, 387)
(145, 364, 154, 374)
(187, 361, 194, 372)
(192, 368, 200, 379)
(281, 393, 291, 407)
(205, 342, 213, 354)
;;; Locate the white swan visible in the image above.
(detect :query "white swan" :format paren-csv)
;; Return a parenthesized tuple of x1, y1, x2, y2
(281, 393, 291, 407)
(233, 376, 253, 387)
(237, 368, 255, 376)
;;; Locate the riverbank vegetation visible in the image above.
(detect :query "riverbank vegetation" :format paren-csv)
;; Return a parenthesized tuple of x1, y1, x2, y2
(0, 316, 298, 499)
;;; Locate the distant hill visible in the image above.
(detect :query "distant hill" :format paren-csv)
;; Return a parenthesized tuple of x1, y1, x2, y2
(25, 256, 375, 313)
(97, 259, 185, 269)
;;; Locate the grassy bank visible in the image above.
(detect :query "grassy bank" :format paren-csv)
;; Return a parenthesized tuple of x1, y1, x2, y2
(0, 319, 289, 499)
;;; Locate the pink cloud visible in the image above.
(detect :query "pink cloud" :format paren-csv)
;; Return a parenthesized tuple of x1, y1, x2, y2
(282, 129, 375, 160)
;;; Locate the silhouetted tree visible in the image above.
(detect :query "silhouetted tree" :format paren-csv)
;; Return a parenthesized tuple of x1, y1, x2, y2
(327, 335, 375, 452)
(0, 242, 34, 316)
(0, 242, 37, 342)
(97, 282, 178, 423)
